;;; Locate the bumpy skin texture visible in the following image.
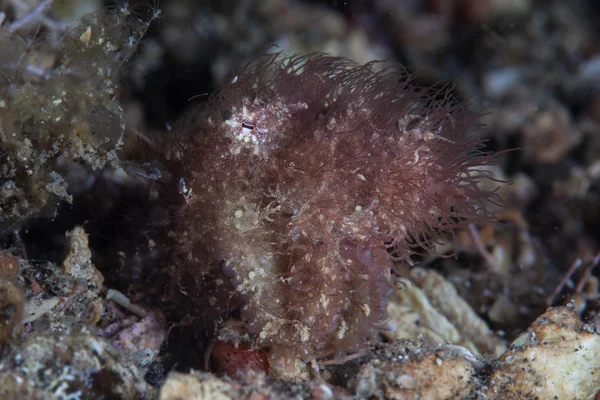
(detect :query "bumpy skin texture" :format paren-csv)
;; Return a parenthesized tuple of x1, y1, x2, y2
(173, 54, 496, 370)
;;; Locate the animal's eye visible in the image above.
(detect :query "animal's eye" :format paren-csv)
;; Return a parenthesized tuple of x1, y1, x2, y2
(221, 110, 232, 121)
(405, 117, 421, 131)
(241, 122, 255, 131)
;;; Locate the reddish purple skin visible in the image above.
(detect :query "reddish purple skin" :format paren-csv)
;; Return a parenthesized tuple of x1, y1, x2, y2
(211, 340, 270, 377)
(173, 53, 497, 369)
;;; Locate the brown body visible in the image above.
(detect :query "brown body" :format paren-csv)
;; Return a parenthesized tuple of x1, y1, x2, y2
(171, 53, 497, 371)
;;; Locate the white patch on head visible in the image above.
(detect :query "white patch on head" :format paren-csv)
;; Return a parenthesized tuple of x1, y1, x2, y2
(223, 97, 308, 156)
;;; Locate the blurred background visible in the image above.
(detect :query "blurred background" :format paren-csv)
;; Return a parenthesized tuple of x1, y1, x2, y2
(1, 0, 600, 397)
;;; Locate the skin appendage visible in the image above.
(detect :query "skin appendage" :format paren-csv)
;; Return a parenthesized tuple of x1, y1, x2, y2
(170, 53, 499, 376)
